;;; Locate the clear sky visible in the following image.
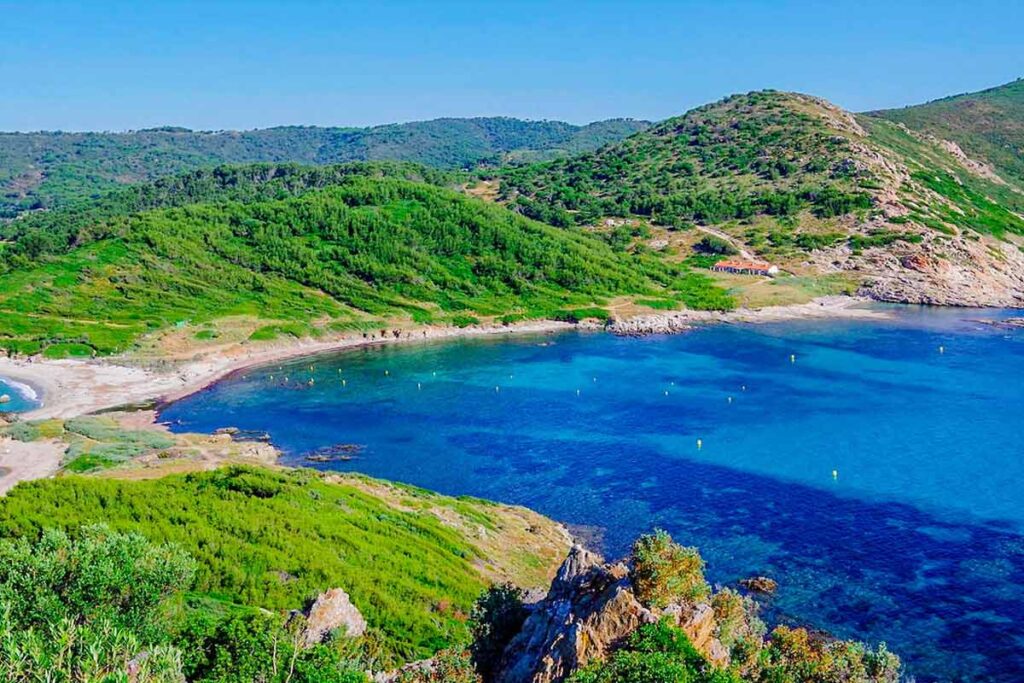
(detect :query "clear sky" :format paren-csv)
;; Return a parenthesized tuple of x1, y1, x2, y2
(1, 0, 1021, 132)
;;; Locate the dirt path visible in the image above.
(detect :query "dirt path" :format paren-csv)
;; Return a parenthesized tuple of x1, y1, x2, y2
(0, 438, 63, 494)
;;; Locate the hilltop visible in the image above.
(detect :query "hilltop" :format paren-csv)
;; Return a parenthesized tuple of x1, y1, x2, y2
(868, 78, 1024, 185)
(0, 117, 648, 217)
(498, 89, 1024, 307)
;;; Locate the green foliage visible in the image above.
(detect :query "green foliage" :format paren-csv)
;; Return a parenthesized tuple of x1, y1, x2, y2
(500, 91, 878, 229)
(0, 169, 730, 355)
(568, 620, 739, 683)
(694, 235, 738, 256)
(0, 525, 194, 682)
(185, 611, 368, 683)
(469, 584, 527, 680)
(0, 119, 648, 217)
(0, 466, 493, 665)
(631, 530, 709, 608)
(757, 626, 901, 683)
(869, 78, 1024, 186)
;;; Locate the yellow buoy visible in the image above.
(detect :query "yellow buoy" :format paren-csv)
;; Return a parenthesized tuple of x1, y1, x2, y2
(664, 390, 669, 396)
(495, 386, 500, 392)
(697, 438, 703, 449)
(832, 469, 839, 480)
(576, 389, 581, 397)
(342, 379, 347, 387)
(790, 354, 796, 363)
(727, 396, 733, 404)
(741, 385, 747, 392)
(308, 379, 314, 386)
(939, 345, 945, 354)
(418, 383, 422, 390)
(385, 370, 389, 376)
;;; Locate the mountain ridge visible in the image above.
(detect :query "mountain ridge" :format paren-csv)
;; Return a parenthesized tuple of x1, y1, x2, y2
(0, 116, 649, 217)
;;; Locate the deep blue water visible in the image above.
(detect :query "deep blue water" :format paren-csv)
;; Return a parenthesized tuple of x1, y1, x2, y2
(161, 306, 1024, 682)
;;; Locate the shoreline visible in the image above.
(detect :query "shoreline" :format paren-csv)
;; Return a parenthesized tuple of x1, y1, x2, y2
(1, 295, 886, 422)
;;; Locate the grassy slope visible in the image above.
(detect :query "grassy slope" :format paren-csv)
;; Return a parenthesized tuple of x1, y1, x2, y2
(867, 78, 1024, 185)
(0, 465, 567, 666)
(0, 170, 730, 356)
(0, 117, 648, 216)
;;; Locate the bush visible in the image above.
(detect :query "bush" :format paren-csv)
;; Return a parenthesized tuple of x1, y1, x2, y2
(694, 235, 738, 256)
(759, 626, 901, 683)
(568, 620, 738, 683)
(0, 525, 195, 682)
(470, 584, 527, 679)
(630, 530, 709, 608)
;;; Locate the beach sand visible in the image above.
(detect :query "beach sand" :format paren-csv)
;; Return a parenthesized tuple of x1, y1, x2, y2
(0, 296, 888, 422)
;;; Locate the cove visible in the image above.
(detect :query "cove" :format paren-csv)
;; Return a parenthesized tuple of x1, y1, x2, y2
(161, 306, 1024, 682)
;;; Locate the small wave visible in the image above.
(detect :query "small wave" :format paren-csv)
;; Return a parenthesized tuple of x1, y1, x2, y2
(0, 378, 39, 403)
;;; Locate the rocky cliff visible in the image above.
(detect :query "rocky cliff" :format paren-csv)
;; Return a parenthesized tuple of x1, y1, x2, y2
(493, 545, 729, 683)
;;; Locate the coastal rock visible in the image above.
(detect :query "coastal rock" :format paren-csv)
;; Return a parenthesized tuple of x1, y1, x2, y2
(739, 576, 778, 594)
(607, 315, 694, 336)
(0, 395, 9, 404)
(300, 587, 366, 647)
(494, 545, 729, 683)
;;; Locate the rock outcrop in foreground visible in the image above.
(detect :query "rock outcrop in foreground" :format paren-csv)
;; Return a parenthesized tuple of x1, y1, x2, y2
(494, 545, 728, 683)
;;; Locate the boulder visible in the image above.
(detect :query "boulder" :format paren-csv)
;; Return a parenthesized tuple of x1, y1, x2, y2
(739, 576, 778, 594)
(301, 587, 367, 647)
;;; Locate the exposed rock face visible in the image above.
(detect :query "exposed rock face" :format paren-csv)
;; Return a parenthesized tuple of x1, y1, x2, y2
(811, 231, 1024, 307)
(494, 545, 729, 683)
(301, 587, 367, 647)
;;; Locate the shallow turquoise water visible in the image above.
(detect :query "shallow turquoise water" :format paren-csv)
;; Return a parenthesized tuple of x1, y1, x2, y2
(162, 306, 1024, 681)
(0, 378, 40, 412)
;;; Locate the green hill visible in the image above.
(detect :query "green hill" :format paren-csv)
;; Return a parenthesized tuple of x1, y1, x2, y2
(0, 164, 729, 357)
(867, 78, 1024, 185)
(497, 90, 1024, 307)
(499, 90, 875, 228)
(0, 117, 648, 217)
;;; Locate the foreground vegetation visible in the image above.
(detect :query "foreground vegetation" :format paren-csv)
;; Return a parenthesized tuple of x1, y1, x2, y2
(0, 166, 731, 356)
(0, 465, 567, 670)
(0, 500, 898, 682)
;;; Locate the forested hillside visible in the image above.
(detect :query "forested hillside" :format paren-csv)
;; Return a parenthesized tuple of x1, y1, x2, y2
(868, 78, 1024, 185)
(0, 164, 729, 356)
(0, 117, 647, 216)
(497, 89, 1024, 307)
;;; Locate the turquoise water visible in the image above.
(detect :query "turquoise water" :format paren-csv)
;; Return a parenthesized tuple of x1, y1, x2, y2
(0, 378, 40, 412)
(162, 306, 1024, 681)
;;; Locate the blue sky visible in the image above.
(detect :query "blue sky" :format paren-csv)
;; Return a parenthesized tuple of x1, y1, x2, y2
(1, 0, 1021, 131)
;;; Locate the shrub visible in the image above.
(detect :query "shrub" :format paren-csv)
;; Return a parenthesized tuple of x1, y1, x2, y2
(568, 620, 738, 683)
(694, 235, 738, 256)
(0, 525, 195, 682)
(470, 584, 527, 679)
(759, 626, 900, 683)
(630, 530, 709, 608)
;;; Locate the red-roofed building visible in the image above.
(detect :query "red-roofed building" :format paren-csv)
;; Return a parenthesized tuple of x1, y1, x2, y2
(711, 260, 780, 277)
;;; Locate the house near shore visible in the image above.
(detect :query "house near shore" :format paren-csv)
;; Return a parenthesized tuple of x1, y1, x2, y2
(711, 259, 780, 277)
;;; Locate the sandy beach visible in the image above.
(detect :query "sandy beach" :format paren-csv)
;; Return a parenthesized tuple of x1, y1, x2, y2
(0, 296, 889, 423)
